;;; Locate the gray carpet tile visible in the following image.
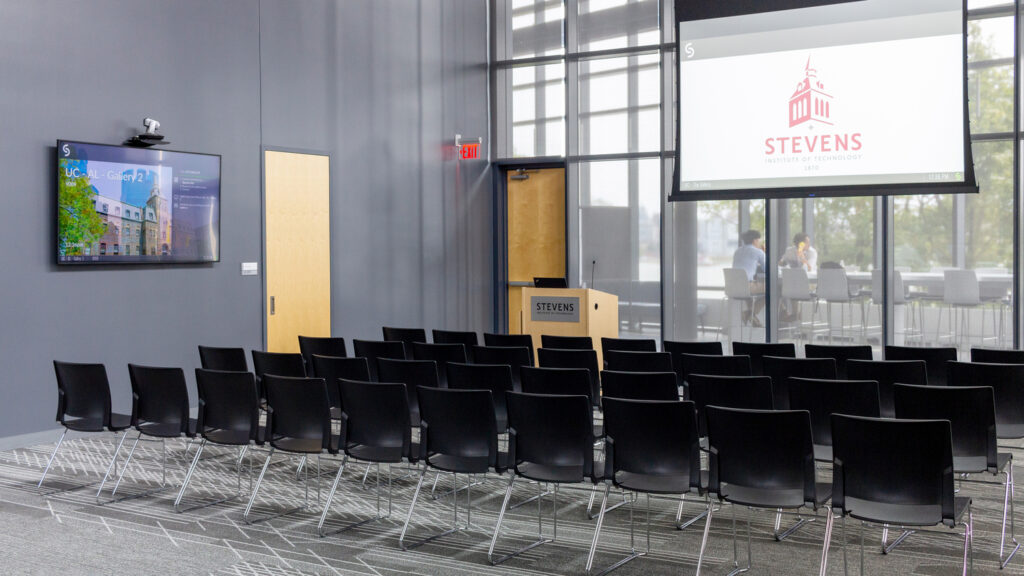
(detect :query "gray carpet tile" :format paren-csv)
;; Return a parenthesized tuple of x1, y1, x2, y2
(0, 435, 1019, 575)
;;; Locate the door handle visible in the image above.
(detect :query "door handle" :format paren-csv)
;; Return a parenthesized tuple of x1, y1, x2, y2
(270, 296, 275, 315)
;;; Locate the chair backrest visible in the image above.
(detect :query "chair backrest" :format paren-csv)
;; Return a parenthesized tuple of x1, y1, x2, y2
(601, 370, 679, 401)
(948, 361, 1024, 439)
(687, 374, 774, 436)
(446, 362, 514, 432)
(845, 359, 927, 418)
(894, 383, 998, 473)
(53, 361, 113, 431)
(732, 342, 796, 375)
(601, 337, 657, 355)
(663, 340, 723, 356)
(377, 358, 440, 426)
(471, 345, 532, 391)
(432, 329, 480, 362)
(763, 356, 837, 410)
(602, 398, 701, 491)
(520, 367, 594, 406)
(541, 335, 593, 350)
(870, 270, 909, 305)
(483, 333, 535, 364)
(604, 350, 673, 373)
(804, 344, 873, 379)
(677, 353, 753, 393)
(352, 340, 406, 381)
(417, 387, 499, 473)
(251, 350, 306, 379)
(781, 267, 813, 300)
(723, 268, 752, 299)
(195, 368, 260, 445)
(943, 269, 980, 306)
(884, 346, 957, 387)
(381, 327, 428, 359)
(787, 377, 880, 449)
(263, 375, 332, 453)
(817, 268, 852, 301)
(971, 348, 1024, 364)
(310, 355, 369, 412)
(297, 336, 347, 375)
(338, 379, 411, 460)
(705, 406, 818, 508)
(412, 342, 467, 387)
(198, 346, 248, 372)
(870, 270, 883, 305)
(506, 392, 595, 481)
(831, 414, 955, 526)
(127, 364, 191, 436)
(537, 348, 601, 404)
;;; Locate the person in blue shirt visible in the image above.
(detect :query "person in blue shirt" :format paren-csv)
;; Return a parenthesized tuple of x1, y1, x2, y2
(732, 229, 766, 325)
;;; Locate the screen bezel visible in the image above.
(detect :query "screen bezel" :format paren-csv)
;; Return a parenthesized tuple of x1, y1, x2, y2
(55, 139, 222, 266)
(669, 0, 978, 201)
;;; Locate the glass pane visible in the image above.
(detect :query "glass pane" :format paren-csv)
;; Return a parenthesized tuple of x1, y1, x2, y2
(508, 0, 565, 59)
(511, 64, 566, 157)
(578, 55, 661, 155)
(577, 0, 659, 52)
(968, 17, 1014, 133)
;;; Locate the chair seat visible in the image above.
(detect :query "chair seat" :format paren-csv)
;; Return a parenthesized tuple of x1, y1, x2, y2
(272, 436, 329, 454)
(346, 442, 418, 464)
(845, 495, 970, 527)
(330, 406, 342, 420)
(813, 444, 832, 463)
(615, 470, 702, 495)
(428, 452, 508, 475)
(63, 416, 106, 432)
(204, 426, 262, 446)
(720, 481, 831, 510)
(997, 423, 1024, 440)
(517, 461, 601, 484)
(137, 418, 198, 438)
(594, 423, 604, 438)
(954, 452, 1011, 475)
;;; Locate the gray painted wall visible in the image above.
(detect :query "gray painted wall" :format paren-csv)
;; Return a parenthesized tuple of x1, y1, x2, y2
(0, 0, 491, 441)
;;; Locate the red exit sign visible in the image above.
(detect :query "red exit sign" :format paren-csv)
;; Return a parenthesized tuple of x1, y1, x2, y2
(460, 143, 480, 160)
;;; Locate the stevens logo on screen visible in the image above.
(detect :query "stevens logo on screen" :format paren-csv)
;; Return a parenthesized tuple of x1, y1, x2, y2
(764, 57, 862, 156)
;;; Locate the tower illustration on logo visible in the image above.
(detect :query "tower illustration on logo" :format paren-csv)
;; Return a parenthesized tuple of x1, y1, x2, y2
(789, 57, 833, 128)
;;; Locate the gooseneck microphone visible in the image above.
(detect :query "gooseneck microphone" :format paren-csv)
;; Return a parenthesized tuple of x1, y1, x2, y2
(591, 260, 597, 290)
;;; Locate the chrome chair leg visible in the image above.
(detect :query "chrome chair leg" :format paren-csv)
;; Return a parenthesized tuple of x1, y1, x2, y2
(489, 475, 555, 565)
(98, 433, 171, 504)
(727, 504, 752, 576)
(819, 507, 835, 576)
(695, 496, 715, 576)
(1002, 461, 1020, 568)
(37, 429, 68, 488)
(244, 448, 310, 524)
(677, 493, 711, 530)
(174, 442, 248, 513)
(400, 465, 469, 550)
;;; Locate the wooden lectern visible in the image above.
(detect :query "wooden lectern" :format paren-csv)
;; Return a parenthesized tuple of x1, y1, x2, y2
(514, 287, 619, 367)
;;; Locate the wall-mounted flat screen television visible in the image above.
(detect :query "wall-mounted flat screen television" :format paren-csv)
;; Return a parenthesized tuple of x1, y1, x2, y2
(57, 140, 221, 264)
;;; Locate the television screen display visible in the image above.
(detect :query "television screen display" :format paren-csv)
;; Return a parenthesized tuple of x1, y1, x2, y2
(57, 140, 220, 264)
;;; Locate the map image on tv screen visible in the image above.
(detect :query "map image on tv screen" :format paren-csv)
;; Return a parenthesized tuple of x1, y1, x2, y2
(57, 140, 220, 264)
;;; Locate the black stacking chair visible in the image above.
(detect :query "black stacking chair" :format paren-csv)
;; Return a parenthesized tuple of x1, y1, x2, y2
(310, 355, 369, 419)
(447, 362, 515, 434)
(484, 333, 536, 365)
(601, 337, 657, 355)
(176, 368, 262, 513)
(601, 371, 679, 401)
(762, 356, 837, 410)
(472, 345, 532, 391)
(787, 377, 880, 462)
(972, 348, 1024, 364)
(489, 392, 600, 565)
(251, 350, 306, 403)
(377, 358, 440, 427)
(198, 345, 249, 372)
(823, 415, 972, 576)
(948, 361, 1024, 440)
(244, 375, 334, 525)
(894, 383, 1016, 567)
(664, 340, 723, 357)
(521, 366, 593, 401)
(318, 379, 417, 537)
(846, 359, 927, 418)
(700, 406, 830, 574)
(676, 353, 753, 397)
(412, 342, 467, 387)
(353, 339, 406, 381)
(538, 348, 601, 407)
(687, 374, 774, 437)
(604, 350, 673, 373)
(732, 341, 796, 375)
(432, 329, 480, 362)
(804, 344, 873, 379)
(41, 361, 133, 492)
(541, 334, 593, 350)
(587, 399, 706, 576)
(400, 387, 506, 550)
(298, 336, 347, 375)
(382, 327, 428, 359)
(885, 345, 957, 386)
(101, 364, 197, 504)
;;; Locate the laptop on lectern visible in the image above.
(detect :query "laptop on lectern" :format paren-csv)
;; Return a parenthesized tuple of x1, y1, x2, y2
(533, 277, 568, 289)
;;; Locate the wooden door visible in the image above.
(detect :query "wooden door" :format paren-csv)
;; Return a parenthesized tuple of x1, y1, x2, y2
(264, 150, 331, 353)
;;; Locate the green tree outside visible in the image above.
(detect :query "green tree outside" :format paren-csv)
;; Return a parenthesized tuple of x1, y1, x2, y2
(57, 158, 104, 256)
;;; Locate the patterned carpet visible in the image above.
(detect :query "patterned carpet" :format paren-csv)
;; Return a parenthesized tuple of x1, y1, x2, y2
(0, 434, 1021, 575)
